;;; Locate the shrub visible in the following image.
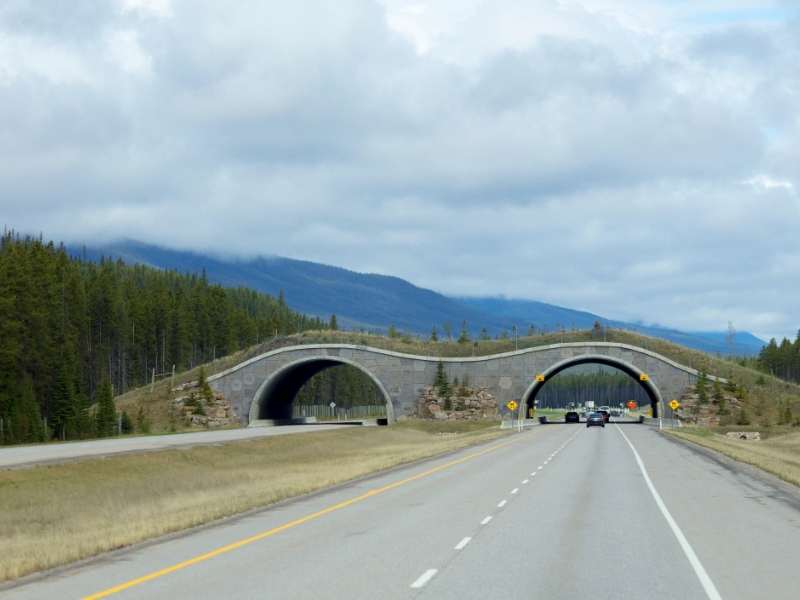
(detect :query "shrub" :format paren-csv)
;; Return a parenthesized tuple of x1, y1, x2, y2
(735, 408, 751, 426)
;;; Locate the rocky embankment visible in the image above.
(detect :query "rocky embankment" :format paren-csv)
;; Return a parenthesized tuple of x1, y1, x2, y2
(415, 385, 499, 420)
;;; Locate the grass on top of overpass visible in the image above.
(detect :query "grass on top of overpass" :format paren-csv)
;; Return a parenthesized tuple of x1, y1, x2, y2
(667, 427, 800, 487)
(0, 419, 503, 583)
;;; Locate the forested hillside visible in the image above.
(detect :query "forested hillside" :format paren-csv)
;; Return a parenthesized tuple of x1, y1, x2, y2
(758, 334, 800, 383)
(0, 234, 328, 444)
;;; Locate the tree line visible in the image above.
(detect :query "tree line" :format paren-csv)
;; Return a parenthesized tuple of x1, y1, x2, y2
(0, 233, 329, 445)
(294, 365, 385, 409)
(758, 333, 800, 383)
(535, 369, 651, 409)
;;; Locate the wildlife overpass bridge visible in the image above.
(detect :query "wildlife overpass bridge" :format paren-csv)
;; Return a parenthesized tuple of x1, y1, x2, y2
(208, 342, 719, 425)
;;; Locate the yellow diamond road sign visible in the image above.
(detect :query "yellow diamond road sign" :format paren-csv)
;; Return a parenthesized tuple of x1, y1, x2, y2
(535, 374, 545, 382)
(639, 373, 649, 382)
(506, 400, 518, 411)
(669, 400, 680, 410)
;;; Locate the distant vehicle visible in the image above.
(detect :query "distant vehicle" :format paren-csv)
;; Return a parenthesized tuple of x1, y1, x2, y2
(565, 411, 580, 423)
(598, 405, 610, 412)
(597, 409, 610, 422)
(586, 412, 605, 428)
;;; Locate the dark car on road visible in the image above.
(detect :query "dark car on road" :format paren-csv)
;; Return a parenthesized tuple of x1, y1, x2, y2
(586, 412, 605, 428)
(565, 411, 580, 423)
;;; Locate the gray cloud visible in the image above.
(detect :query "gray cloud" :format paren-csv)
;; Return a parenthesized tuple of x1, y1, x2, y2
(1, 0, 799, 340)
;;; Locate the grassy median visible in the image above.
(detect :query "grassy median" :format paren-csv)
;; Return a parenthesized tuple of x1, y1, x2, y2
(667, 428, 800, 487)
(0, 420, 505, 582)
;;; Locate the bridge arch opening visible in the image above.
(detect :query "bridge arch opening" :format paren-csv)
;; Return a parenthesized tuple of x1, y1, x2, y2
(522, 355, 663, 418)
(249, 357, 395, 424)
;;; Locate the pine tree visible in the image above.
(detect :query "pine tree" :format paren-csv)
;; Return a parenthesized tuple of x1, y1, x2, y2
(430, 326, 438, 342)
(712, 378, 723, 403)
(198, 366, 214, 404)
(120, 411, 133, 434)
(434, 360, 450, 398)
(95, 379, 117, 437)
(51, 363, 76, 440)
(8, 377, 45, 444)
(73, 392, 93, 439)
(330, 314, 338, 331)
(696, 371, 708, 404)
(457, 321, 470, 344)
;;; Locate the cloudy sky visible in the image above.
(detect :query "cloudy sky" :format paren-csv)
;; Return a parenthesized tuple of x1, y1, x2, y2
(1, 1, 798, 340)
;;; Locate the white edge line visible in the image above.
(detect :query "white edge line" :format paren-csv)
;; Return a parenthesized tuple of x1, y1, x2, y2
(511, 488, 519, 494)
(454, 537, 472, 551)
(522, 479, 529, 484)
(498, 500, 507, 508)
(615, 425, 723, 600)
(481, 516, 493, 525)
(411, 569, 438, 589)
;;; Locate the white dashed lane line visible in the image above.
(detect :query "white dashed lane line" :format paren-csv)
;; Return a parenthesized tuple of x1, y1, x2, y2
(411, 569, 438, 589)
(454, 537, 472, 551)
(412, 429, 582, 592)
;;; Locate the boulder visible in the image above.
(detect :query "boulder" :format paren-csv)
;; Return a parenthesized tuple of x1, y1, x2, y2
(726, 431, 761, 441)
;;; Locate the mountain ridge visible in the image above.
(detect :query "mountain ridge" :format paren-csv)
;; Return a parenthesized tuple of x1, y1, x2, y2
(70, 240, 765, 356)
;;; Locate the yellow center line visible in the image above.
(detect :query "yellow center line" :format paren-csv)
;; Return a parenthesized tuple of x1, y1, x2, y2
(83, 436, 520, 600)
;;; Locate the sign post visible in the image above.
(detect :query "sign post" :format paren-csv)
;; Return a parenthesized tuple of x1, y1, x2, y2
(330, 401, 337, 421)
(506, 400, 518, 431)
(669, 400, 680, 429)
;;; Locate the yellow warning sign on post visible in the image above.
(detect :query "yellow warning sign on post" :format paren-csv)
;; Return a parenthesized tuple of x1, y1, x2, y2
(669, 400, 680, 410)
(506, 400, 518, 412)
(639, 373, 649, 382)
(535, 374, 545, 382)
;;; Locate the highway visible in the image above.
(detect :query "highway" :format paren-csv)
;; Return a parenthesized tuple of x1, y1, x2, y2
(0, 424, 354, 469)
(4, 424, 799, 599)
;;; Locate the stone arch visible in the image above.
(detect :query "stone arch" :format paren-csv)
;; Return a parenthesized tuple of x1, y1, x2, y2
(520, 354, 664, 418)
(248, 356, 395, 424)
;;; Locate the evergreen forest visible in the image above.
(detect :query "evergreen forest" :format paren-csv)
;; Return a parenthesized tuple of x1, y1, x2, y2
(757, 334, 800, 383)
(0, 233, 329, 444)
(535, 368, 651, 409)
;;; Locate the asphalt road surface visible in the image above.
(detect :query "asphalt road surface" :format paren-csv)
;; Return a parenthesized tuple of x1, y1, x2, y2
(5, 424, 800, 599)
(0, 424, 354, 469)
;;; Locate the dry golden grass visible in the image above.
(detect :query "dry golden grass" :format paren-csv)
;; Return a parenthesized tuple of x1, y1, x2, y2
(0, 420, 504, 582)
(667, 428, 800, 487)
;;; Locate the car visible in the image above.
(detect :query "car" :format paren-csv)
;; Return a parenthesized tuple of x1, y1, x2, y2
(586, 412, 605, 427)
(565, 411, 580, 423)
(597, 409, 610, 422)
